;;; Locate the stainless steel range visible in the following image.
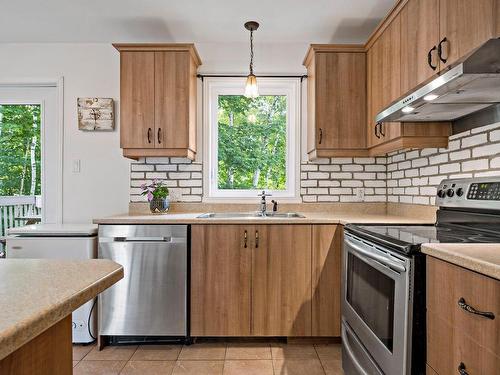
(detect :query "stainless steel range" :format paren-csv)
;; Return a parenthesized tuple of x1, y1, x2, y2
(342, 177, 500, 375)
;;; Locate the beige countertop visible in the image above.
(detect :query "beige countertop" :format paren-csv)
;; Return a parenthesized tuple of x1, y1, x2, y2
(0, 259, 123, 360)
(93, 211, 436, 225)
(422, 244, 500, 280)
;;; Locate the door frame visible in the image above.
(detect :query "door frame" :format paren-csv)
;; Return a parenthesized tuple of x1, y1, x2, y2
(0, 77, 64, 223)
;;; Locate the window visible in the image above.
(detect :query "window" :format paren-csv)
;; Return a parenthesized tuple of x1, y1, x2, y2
(203, 78, 300, 200)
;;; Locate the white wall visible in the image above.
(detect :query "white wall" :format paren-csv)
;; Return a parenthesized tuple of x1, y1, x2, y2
(0, 42, 308, 222)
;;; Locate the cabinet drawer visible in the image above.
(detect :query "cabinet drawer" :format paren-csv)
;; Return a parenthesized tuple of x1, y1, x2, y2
(427, 257, 500, 354)
(427, 311, 500, 375)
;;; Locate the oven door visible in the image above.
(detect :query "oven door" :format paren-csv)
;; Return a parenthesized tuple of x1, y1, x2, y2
(342, 231, 413, 375)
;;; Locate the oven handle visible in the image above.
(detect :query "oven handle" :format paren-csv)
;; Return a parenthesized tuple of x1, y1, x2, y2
(345, 236, 406, 273)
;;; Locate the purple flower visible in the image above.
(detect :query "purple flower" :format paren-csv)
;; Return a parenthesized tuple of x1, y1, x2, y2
(147, 191, 153, 202)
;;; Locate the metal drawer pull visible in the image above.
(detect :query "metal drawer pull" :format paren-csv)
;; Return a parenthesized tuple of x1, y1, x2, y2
(157, 128, 162, 144)
(458, 362, 469, 375)
(438, 37, 448, 63)
(458, 297, 495, 320)
(318, 128, 323, 144)
(255, 230, 259, 248)
(147, 127, 152, 143)
(345, 236, 406, 273)
(427, 45, 438, 70)
(244, 230, 248, 248)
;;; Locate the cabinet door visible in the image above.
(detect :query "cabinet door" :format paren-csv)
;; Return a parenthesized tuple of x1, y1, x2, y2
(120, 52, 155, 149)
(155, 51, 191, 150)
(400, 0, 440, 92)
(439, 0, 495, 68)
(312, 225, 342, 336)
(367, 38, 385, 148)
(252, 225, 312, 336)
(191, 225, 251, 336)
(315, 52, 366, 150)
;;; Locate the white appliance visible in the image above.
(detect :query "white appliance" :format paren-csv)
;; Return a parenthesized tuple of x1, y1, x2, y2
(5, 224, 98, 344)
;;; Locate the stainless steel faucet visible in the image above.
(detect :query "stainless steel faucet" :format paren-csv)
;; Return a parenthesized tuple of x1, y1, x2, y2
(257, 190, 272, 216)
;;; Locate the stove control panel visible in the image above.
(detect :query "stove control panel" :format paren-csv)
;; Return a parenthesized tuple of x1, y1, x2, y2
(437, 177, 500, 209)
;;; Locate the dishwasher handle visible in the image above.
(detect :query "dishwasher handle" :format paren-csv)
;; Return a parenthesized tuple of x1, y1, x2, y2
(100, 236, 185, 243)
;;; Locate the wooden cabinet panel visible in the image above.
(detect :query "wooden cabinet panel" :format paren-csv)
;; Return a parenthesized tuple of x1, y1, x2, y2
(115, 44, 200, 160)
(314, 52, 366, 150)
(191, 225, 251, 336)
(304, 45, 368, 158)
(252, 225, 312, 336)
(381, 15, 401, 107)
(426, 364, 439, 375)
(155, 51, 190, 150)
(427, 311, 500, 375)
(400, 0, 440, 92)
(439, 0, 496, 69)
(312, 225, 342, 336)
(120, 52, 155, 149)
(427, 256, 500, 354)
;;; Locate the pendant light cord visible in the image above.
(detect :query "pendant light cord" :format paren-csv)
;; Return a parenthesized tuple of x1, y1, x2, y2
(249, 29, 254, 75)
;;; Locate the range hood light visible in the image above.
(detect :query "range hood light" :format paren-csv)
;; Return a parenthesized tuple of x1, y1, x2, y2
(402, 106, 415, 114)
(424, 94, 439, 101)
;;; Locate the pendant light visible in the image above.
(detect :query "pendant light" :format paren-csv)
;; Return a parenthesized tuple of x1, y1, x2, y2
(244, 21, 259, 99)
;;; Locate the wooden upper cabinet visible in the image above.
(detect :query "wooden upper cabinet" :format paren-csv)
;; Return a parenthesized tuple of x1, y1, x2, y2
(439, 0, 496, 69)
(114, 44, 201, 160)
(252, 225, 312, 336)
(400, 0, 440, 93)
(119, 52, 155, 149)
(190, 225, 252, 336)
(303, 45, 368, 159)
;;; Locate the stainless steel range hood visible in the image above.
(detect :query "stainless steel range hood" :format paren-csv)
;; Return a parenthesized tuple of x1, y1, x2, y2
(376, 38, 500, 123)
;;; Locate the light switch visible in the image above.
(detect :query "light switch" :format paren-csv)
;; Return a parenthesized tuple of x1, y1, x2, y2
(72, 160, 81, 173)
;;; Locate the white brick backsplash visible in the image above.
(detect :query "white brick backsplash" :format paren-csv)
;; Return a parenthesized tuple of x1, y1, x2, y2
(130, 122, 500, 205)
(450, 150, 471, 160)
(342, 164, 363, 172)
(319, 164, 341, 172)
(462, 133, 487, 148)
(386, 122, 500, 205)
(472, 143, 500, 158)
(462, 159, 489, 172)
(309, 172, 330, 179)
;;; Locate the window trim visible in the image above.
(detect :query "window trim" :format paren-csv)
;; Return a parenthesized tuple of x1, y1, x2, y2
(202, 77, 300, 202)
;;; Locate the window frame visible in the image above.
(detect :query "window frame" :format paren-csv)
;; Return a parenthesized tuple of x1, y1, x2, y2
(202, 77, 300, 202)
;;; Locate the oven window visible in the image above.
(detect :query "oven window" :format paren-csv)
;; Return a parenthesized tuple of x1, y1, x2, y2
(346, 252, 395, 352)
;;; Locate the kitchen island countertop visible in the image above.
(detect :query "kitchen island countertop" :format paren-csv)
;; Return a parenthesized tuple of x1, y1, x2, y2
(0, 259, 123, 360)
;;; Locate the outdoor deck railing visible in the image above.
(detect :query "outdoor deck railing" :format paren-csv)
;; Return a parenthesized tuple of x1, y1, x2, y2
(0, 195, 42, 237)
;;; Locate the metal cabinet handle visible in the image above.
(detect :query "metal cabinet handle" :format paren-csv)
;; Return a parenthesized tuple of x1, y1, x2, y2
(375, 123, 380, 139)
(157, 128, 162, 144)
(318, 128, 323, 145)
(458, 297, 495, 320)
(438, 37, 448, 63)
(147, 128, 152, 144)
(428, 45, 438, 70)
(255, 230, 259, 248)
(379, 123, 385, 137)
(458, 362, 469, 375)
(244, 230, 248, 248)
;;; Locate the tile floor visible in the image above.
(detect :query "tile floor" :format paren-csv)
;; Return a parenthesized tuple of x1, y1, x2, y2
(72, 341, 343, 374)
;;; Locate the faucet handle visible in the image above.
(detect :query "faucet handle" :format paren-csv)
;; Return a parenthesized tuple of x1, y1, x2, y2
(257, 190, 272, 197)
(271, 200, 278, 212)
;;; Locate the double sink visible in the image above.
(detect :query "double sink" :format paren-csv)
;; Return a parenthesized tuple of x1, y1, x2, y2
(197, 212, 306, 219)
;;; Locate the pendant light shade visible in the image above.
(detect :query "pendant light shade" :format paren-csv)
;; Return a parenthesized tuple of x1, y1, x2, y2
(245, 74, 258, 99)
(244, 21, 259, 98)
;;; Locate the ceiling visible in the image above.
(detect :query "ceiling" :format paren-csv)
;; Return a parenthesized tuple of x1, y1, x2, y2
(0, 0, 395, 44)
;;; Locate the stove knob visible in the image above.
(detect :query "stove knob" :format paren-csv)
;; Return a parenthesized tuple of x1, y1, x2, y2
(456, 188, 464, 197)
(437, 189, 446, 198)
(447, 189, 455, 197)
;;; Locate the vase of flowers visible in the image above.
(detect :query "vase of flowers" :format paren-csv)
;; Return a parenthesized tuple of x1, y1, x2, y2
(141, 180, 170, 214)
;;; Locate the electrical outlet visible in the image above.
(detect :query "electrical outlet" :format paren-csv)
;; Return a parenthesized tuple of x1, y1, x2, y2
(355, 188, 365, 202)
(169, 188, 181, 202)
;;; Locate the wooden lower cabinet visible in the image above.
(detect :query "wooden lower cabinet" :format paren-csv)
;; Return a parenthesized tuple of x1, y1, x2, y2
(311, 225, 342, 336)
(252, 225, 312, 336)
(190, 224, 340, 337)
(426, 256, 500, 373)
(190, 225, 251, 336)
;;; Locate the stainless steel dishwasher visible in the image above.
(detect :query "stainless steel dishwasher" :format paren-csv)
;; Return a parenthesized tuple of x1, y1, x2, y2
(98, 225, 188, 340)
